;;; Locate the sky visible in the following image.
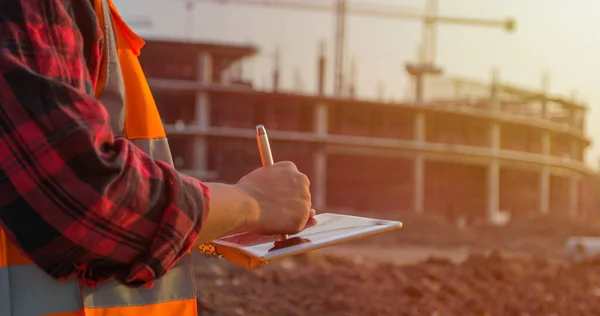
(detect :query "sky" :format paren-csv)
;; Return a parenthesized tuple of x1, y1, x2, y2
(114, 0, 600, 168)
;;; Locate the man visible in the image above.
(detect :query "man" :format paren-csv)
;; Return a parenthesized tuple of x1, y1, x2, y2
(0, 0, 313, 314)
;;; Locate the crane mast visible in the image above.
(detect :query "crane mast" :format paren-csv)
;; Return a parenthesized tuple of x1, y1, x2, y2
(334, 0, 347, 96)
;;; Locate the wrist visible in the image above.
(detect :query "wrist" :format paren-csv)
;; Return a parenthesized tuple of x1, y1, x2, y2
(231, 183, 261, 232)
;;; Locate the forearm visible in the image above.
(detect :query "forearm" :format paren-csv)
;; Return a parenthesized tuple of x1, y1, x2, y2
(194, 183, 260, 246)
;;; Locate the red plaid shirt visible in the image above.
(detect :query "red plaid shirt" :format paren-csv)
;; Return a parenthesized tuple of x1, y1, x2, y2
(0, 0, 210, 287)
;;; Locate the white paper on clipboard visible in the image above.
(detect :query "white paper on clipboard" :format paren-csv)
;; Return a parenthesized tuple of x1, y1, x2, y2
(209, 213, 403, 269)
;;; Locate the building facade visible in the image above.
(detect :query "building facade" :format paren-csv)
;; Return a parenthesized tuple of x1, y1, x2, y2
(139, 39, 597, 223)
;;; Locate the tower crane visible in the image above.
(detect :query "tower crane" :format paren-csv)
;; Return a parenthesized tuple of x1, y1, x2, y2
(182, 0, 516, 98)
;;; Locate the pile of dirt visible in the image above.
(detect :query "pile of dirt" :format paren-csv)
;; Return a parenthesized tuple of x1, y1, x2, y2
(194, 213, 600, 315)
(344, 211, 600, 257)
(480, 212, 600, 240)
(473, 213, 600, 256)
(196, 251, 600, 316)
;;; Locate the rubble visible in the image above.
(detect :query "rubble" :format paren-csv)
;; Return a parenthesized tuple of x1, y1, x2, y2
(196, 251, 600, 316)
(351, 212, 600, 258)
(195, 212, 600, 316)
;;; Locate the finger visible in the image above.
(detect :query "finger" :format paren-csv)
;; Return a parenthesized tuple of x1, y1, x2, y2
(309, 208, 316, 218)
(303, 217, 318, 230)
(274, 161, 298, 170)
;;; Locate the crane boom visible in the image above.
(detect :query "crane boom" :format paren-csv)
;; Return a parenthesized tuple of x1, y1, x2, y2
(195, 0, 514, 30)
(190, 0, 516, 96)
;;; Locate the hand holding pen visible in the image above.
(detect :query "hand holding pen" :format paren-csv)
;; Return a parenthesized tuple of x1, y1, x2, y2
(234, 125, 316, 237)
(255, 125, 287, 240)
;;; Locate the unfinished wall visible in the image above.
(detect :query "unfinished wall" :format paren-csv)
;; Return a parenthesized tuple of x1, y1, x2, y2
(210, 94, 258, 128)
(368, 107, 414, 140)
(208, 138, 258, 184)
(499, 168, 538, 217)
(426, 113, 490, 147)
(328, 104, 371, 137)
(551, 133, 572, 159)
(326, 154, 413, 212)
(500, 123, 542, 154)
(579, 176, 598, 220)
(549, 175, 570, 214)
(424, 161, 486, 222)
(168, 135, 196, 170)
(154, 91, 196, 124)
(262, 100, 313, 132)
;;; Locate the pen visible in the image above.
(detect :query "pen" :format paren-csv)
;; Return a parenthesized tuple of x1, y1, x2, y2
(256, 125, 288, 241)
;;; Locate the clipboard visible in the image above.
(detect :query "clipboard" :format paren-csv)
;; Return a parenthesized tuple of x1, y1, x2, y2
(209, 213, 403, 269)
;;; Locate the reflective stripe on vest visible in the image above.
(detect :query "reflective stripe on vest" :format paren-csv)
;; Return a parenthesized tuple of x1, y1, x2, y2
(98, 0, 174, 166)
(0, 0, 196, 315)
(95, 0, 168, 155)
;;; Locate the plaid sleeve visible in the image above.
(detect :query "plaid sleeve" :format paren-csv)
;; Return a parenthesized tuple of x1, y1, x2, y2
(0, 0, 210, 287)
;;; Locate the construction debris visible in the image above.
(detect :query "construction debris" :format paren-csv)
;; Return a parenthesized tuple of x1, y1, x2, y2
(352, 212, 600, 257)
(195, 212, 600, 316)
(196, 251, 600, 316)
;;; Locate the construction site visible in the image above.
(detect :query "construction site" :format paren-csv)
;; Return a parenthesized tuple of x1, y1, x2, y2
(130, 0, 600, 315)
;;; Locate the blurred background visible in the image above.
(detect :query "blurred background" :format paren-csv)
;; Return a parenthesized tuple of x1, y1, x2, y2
(114, 1, 600, 315)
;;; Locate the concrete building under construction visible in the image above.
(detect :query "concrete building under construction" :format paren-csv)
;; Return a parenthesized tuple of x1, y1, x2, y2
(140, 38, 597, 223)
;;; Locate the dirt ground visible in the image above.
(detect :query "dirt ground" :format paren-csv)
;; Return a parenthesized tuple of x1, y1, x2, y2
(195, 212, 600, 316)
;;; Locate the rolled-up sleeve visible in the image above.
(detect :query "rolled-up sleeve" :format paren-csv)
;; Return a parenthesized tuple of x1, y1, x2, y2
(0, 0, 209, 287)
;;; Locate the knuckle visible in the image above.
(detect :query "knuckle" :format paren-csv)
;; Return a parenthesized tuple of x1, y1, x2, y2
(276, 161, 297, 169)
(304, 190, 312, 200)
(294, 172, 310, 185)
(303, 174, 311, 186)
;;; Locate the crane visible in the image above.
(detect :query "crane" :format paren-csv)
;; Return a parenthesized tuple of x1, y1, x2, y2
(178, 0, 516, 97)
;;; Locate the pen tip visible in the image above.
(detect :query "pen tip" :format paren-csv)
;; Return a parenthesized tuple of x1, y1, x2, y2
(256, 124, 266, 135)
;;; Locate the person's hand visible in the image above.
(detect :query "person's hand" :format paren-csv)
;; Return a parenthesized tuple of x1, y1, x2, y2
(235, 161, 315, 235)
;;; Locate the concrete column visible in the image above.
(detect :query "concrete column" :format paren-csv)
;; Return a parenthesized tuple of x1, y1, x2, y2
(488, 77, 501, 222)
(312, 103, 328, 210)
(542, 131, 551, 156)
(195, 93, 210, 130)
(488, 159, 500, 222)
(540, 167, 550, 214)
(540, 130, 551, 214)
(414, 112, 425, 213)
(414, 155, 424, 213)
(193, 52, 212, 171)
(220, 68, 231, 86)
(315, 103, 328, 135)
(414, 112, 426, 142)
(490, 122, 500, 152)
(570, 176, 580, 216)
(489, 70, 501, 222)
(197, 52, 212, 85)
(415, 74, 424, 105)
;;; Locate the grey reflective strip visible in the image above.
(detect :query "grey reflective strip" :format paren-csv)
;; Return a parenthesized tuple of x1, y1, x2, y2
(0, 266, 10, 316)
(82, 253, 195, 308)
(131, 137, 175, 166)
(97, 0, 174, 168)
(98, 0, 126, 136)
(0, 264, 81, 316)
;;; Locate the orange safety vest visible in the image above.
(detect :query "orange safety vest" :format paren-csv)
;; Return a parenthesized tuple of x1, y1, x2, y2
(0, 0, 198, 315)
